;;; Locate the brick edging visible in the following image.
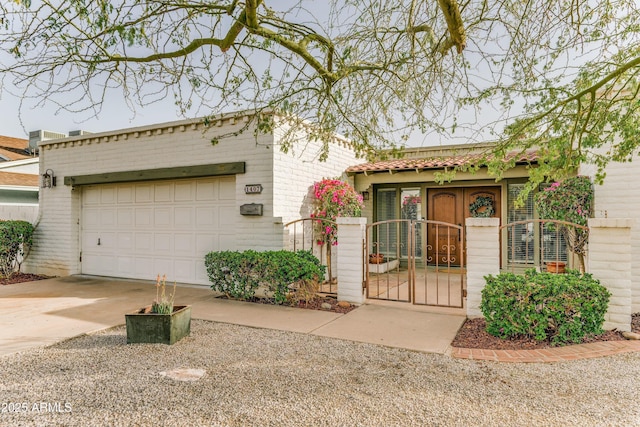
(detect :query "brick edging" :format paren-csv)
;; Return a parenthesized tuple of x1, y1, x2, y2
(450, 340, 640, 363)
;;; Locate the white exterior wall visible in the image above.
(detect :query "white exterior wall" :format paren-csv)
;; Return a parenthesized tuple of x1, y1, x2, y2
(272, 122, 362, 224)
(0, 204, 38, 222)
(588, 218, 632, 332)
(0, 158, 39, 174)
(25, 114, 360, 278)
(336, 217, 367, 304)
(465, 218, 501, 317)
(580, 152, 640, 312)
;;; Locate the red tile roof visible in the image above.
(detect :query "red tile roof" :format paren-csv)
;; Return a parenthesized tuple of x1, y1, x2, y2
(346, 150, 538, 173)
(0, 171, 39, 187)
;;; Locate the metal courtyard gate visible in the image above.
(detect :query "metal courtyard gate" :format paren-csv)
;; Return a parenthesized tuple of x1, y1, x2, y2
(284, 218, 338, 294)
(365, 219, 465, 308)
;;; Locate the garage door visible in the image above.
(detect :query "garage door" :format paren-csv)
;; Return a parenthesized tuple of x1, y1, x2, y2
(81, 176, 236, 285)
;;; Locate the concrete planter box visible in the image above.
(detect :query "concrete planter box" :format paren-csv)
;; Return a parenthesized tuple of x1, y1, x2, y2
(125, 305, 191, 345)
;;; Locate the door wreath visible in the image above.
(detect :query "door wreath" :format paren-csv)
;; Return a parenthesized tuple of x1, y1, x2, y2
(469, 196, 494, 218)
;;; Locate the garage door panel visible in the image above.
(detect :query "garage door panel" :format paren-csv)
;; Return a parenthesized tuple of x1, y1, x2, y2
(83, 209, 101, 227)
(174, 259, 195, 282)
(98, 232, 117, 250)
(101, 187, 116, 204)
(175, 234, 194, 254)
(81, 254, 103, 274)
(154, 182, 173, 202)
(82, 176, 235, 285)
(135, 257, 155, 279)
(135, 208, 153, 227)
(174, 181, 193, 201)
(196, 206, 217, 227)
(196, 234, 218, 253)
(174, 207, 193, 228)
(154, 233, 172, 252)
(153, 258, 174, 278)
(154, 208, 172, 226)
(117, 186, 134, 203)
(196, 180, 218, 201)
(135, 232, 153, 251)
(117, 232, 133, 250)
(220, 206, 235, 227)
(101, 208, 116, 226)
(117, 256, 134, 275)
(84, 187, 101, 205)
(83, 231, 100, 248)
(219, 177, 235, 199)
(135, 184, 153, 203)
(117, 208, 134, 226)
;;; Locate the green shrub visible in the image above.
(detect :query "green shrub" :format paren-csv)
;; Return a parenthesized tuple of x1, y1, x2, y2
(480, 269, 611, 345)
(0, 220, 34, 277)
(205, 250, 326, 304)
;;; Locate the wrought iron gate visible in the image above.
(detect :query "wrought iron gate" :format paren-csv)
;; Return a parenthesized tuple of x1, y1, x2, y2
(284, 218, 338, 294)
(365, 219, 465, 308)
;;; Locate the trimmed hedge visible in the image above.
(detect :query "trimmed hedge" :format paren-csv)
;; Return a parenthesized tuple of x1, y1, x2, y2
(0, 220, 34, 277)
(480, 269, 610, 345)
(205, 250, 326, 304)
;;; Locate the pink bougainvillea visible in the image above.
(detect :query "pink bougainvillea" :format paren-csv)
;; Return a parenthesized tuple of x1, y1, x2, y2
(311, 178, 364, 245)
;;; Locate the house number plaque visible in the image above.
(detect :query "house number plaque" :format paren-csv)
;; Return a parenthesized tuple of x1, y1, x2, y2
(244, 184, 263, 194)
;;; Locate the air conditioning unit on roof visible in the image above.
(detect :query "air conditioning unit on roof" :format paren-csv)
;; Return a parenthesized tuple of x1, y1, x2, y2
(68, 130, 93, 137)
(28, 130, 67, 151)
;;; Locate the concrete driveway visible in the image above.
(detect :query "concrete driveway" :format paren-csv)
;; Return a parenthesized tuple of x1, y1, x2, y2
(0, 275, 465, 356)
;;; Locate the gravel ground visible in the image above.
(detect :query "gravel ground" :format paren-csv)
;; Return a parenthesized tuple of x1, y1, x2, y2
(1, 320, 639, 427)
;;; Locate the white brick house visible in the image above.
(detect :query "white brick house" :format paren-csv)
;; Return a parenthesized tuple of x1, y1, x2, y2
(25, 112, 361, 285)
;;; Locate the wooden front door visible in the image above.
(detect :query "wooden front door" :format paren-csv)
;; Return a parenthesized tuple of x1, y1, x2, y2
(427, 187, 501, 266)
(427, 189, 464, 265)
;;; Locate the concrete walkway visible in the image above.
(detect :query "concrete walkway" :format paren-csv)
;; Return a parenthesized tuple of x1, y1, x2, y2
(0, 275, 465, 357)
(5, 275, 639, 362)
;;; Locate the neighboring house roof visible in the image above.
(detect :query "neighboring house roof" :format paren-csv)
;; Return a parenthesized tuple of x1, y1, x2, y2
(0, 171, 39, 188)
(0, 135, 34, 161)
(346, 150, 539, 174)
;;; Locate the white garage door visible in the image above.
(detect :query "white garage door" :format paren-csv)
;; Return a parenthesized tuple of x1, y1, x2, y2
(81, 176, 236, 285)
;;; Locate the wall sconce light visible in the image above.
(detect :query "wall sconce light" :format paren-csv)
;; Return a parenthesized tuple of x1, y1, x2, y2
(361, 191, 370, 201)
(42, 169, 57, 188)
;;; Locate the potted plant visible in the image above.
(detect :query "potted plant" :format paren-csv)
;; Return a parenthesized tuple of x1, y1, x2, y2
(125, 274, 191, 345)
(369, 253, 385, 264)
(545, 261, 566, 274)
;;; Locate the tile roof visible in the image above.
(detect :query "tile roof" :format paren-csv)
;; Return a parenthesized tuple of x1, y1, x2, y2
(0, 171, 39, 187)
(346, 150, 538, 174)
(0, 135, 28, 149)
(0, 135, 32, 161)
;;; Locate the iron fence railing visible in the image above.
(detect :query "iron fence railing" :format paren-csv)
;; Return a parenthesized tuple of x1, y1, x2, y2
(500, 219, 589, 273)
(283, 218, 338, 294)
